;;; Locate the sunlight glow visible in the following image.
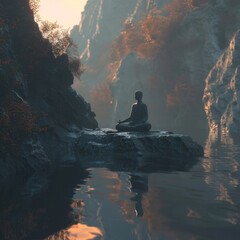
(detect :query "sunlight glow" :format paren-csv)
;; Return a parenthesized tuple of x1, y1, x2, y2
(39, 0, 88, 29)
(48, 223, 103, 240)
(67, 223, 103, 240)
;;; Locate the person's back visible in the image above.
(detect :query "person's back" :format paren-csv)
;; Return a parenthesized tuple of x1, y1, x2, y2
(131, 102, 148, 124)
(116, 91, 151, 132)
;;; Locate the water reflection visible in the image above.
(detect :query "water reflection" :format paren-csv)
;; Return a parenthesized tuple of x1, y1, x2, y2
(47, 224, 103, 240)
(203, 133, 240, 203)
(129, 173, 148, 217)
(0, 164, 89, 240)
(1, 134, 240, 240)
(201, 132, 240, 229)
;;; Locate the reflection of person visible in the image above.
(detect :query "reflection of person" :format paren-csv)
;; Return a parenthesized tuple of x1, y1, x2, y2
(116, 91, 151, 132)
(129, 173, 149, 217)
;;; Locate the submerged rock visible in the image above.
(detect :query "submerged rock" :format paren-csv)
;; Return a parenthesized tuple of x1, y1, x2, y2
(76, 129, 203, 157)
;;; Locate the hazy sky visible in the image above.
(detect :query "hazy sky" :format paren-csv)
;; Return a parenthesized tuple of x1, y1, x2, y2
(39, 0, 88, 29)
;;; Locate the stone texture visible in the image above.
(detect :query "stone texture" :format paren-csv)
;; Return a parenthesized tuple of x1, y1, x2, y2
(203, 30, 240, 134)
(76, 129, 204, 157)
(0, 0, 98, 192)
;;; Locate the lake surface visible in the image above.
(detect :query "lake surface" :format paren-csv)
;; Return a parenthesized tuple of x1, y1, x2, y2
(0, 133, 240, 240)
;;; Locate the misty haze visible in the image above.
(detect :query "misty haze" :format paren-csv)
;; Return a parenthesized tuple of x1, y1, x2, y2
(0, 0, 240, 240)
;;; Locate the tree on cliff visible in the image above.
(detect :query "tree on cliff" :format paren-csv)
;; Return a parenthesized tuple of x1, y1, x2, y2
(40, 20, 71, 57)
(29, 0, 83, 78)
(29, 0, 71, 57)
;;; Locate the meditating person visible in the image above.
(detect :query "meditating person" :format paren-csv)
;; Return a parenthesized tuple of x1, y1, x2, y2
(116, 91, 151, 132)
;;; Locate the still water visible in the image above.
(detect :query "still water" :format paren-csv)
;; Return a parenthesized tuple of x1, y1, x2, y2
(0, 133, 240, 240)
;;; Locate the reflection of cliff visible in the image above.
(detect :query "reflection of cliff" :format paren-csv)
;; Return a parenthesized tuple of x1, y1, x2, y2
(203, 133, 239, 202)
(202, 133, 240, 225)
(0, 166, 89, 240)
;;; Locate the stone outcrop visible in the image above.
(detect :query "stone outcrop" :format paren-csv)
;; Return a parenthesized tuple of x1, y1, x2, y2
(203, 30, 240, 134)
(76, 129, 203, 158)
(0, 0, 97, 192)
(0, 0, 98, 128)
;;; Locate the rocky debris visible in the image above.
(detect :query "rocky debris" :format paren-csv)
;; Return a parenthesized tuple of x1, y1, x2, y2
(203, 30, 240, 134)
(76, 129, 203, 157)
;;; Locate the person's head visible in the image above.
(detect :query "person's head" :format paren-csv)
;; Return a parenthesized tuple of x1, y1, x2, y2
(135, 91, 143, 101)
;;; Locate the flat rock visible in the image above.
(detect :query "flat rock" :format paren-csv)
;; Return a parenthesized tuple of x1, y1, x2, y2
(76, 129, 204, 158)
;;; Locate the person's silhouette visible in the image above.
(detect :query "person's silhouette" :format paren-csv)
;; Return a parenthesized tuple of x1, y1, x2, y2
(116, 91, 151, 132)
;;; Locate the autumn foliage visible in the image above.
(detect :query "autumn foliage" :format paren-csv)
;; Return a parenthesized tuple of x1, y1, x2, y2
(0, 94, 46, 153)
(29, 0, 72, 57)
(113, 0, 194, 60)
(39, 21, 72, 57)
(108, 0, 202, 110)
(166, 75, 198, 107)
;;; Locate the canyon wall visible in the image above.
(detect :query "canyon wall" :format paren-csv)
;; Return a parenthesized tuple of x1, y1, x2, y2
(0, 0, 97, 192)
(71, 0, 169, 127)
(72, 0, 240, 135)
(203, 30, 240, 135)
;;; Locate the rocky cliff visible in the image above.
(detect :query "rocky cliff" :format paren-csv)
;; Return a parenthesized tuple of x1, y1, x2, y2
(202, 0, 240, 135)
(0, 0, 98, 192)
(71, 0, 170, 126)
(203, 30, 240, 135)
(72, 0, 240, 135)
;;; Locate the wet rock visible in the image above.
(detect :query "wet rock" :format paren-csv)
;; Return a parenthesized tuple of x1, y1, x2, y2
(22, 139, 50, 170)
(76, 129, 203, 157)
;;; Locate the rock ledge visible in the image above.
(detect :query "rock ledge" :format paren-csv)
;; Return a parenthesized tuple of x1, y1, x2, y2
(76, 129, 204, 157)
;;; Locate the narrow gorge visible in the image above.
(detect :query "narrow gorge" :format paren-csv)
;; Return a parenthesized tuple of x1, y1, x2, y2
(72, 0, 240, 136)
(1, 1, 240, 239)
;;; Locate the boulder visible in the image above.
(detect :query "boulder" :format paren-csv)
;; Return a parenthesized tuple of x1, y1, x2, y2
(76, 129, 204, 158)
